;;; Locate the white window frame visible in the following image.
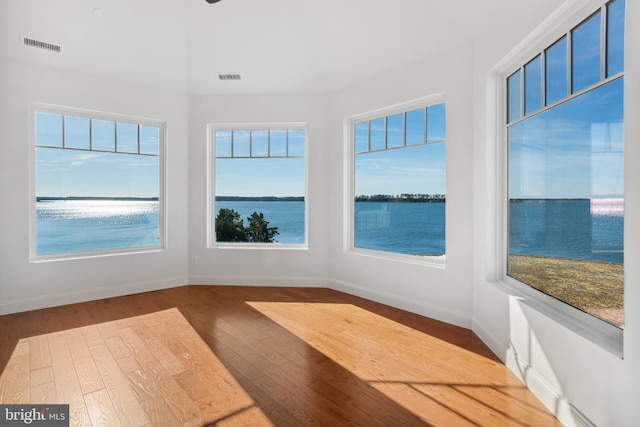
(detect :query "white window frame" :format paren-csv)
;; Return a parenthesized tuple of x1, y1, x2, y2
(207, 122, 309, 250)
(29, 103, 167, 262)
(492, 0, 624, 357)
(343, 94, 447, 267)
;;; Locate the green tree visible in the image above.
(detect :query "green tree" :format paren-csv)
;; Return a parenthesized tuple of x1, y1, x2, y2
(246, 211, 279, 242)
(215, 208, 247, 242)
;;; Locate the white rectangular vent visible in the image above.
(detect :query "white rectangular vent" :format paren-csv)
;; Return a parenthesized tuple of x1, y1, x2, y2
(218, 74, 241, 81)
(23, 37, 62, 53)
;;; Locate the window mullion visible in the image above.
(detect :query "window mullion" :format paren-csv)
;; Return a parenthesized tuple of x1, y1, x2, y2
(519, 66, 525, 118)
(567, 30, 573, 94)
(231, 130, 235, 158)
(540, 51, 546, 108)
(424, 108, 428, 144)
(250, 130, 253, 158)
(403, 112, 407, 147)
(62, 115, 66, 148)
(600, 4, 607, 81)
(382, 117, 386, 150)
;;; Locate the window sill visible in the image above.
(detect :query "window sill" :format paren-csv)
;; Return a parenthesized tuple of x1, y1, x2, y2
(31, 246, 165, 263)
(349, 247, 446, 268)
(213, 242, 308, 251)
(497, 275, 623, 358)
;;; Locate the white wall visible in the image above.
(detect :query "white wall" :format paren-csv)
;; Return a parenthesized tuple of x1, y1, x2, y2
(2, 0, 639, 424)
(471, 0, 640, 426)
(0, 59, 190, 314)
(187, 93, 330, 286)
(326, 45, 475, 328)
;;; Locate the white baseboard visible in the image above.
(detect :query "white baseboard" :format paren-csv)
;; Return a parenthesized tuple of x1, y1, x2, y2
(188, 274, 328, 288)
(0, 276, 188, 315)
(471, 318, 594, 427)
(328, 278, 472, 329)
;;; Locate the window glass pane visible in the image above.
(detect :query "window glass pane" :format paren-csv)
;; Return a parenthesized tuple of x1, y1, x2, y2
(386, 113, 404, 149)
(64, 116, 90, 150)
(354, 144, 445, 255)
(251, 130, 269, 157)
(288, 129, 306, 157)
(35, 150, 160, 255)
(370, 118, 385, 151)
(545, 37, 568, 105)
(606, 0, 625, 77)
(406, 108, 425, 146)
(270, 130, 287, 156)
(92, 120, 115, 152)
(507, 70, 522, 123)
(355, 121, 369, 153)
(508, 77, 624, 328)
(572, 11, 601, 93)
(426, 104, 446, 142)
(524, 56, 542, 114)
(36, 112, 63, 147)
(140, 126, 160, 155)
(215, 130, 232, 157)
(116, 122, 139, 154)
(232, 130, 250, 157)
(212, 129, 306, 244)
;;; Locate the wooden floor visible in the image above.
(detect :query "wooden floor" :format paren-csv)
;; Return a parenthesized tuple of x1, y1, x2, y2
(0, 286, 561, 426)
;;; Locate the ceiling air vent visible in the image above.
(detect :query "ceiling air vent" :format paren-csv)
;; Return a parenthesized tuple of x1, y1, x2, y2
(23, 37, 62, 53)
(218, 74, 241, 81)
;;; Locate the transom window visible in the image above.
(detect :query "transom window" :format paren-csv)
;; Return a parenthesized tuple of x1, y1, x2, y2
(350, 98, 446, 260)
(506, 0, 625, 330)
(33, 106, 164, 259)
(209, 125, 307, 246)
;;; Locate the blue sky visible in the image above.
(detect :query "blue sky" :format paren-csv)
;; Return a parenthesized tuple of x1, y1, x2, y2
(36, 149, 159, 198)
(355, 144, 445, 196)
(509, 71, 624, 200)
(215, 157, 305, 197)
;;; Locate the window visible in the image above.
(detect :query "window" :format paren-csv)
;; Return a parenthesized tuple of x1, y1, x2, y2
(506, 0, 625, 330)
(349, 98, 446, 260)
(209, 124, 307, 246)
(32, 105, 164, 259)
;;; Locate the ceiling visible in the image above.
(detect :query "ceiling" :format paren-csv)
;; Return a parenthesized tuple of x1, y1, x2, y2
(1, 0, 513, 94)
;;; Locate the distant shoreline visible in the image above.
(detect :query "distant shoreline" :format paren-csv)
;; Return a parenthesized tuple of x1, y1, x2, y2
(37, 196, 159, 202)
(355, 194, 445, 203)
(216, 196, 304, 202)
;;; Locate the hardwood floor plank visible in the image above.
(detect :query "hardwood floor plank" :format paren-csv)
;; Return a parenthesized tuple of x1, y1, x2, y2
(90, 344, 150, 427)
(66, 328, 105, 395)
(0, 341, 30, 404)
(117, 326, 201, 425)
(0, 286, 562, 426)
(138, 395, 182, 427)
(84, 388, 123, 427)
(30, 379, 58, 404)
(29, 334, 52, 371)
(48, 332, 85, 409)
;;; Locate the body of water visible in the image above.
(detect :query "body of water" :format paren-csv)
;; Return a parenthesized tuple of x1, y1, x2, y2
(355, 202, 446, 255)
(37, 199, 624, 262)
(509, 199, 623, 263)
(37, 200, 160, 255)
